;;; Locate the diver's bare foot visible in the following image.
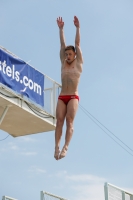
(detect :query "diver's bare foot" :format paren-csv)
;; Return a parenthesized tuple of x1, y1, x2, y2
(59, 146, 68, 159)
(54, 147, 60, 160)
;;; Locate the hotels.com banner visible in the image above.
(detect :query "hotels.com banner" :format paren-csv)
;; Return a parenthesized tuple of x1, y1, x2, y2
(0, 48, 44, 107)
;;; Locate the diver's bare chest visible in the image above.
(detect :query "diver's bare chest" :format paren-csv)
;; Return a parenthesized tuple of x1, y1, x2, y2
(62, 61, 77, 72)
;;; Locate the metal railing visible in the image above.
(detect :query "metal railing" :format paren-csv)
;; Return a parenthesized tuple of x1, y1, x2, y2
(40, 191, 68, 200)
(104, 182, 133, 200)
(2, 196, 17, 200)
(2, 191, 68, 200)
(43, 75, 61, 117)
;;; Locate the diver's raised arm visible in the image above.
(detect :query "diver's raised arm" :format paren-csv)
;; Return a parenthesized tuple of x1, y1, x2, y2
(74, 16, 83, 63)
(57, 17, 66, 62)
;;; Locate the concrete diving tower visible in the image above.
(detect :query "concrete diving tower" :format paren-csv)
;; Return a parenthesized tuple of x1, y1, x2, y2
(0, 46, 61, 137)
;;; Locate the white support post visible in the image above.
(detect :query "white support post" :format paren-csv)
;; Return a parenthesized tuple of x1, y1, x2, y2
(130, 195, 133, 200)
(2, 196, 6, 200)
(104, 182, 109, 200)
(0, 106, 10, 125)
(40, 191, 44, 200)
(53, 82, 56, 117)
(50, 88, 53, 115)
(122, 191, 125, 200)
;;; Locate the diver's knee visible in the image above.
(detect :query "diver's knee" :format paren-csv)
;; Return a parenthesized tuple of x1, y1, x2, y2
(56, 118, 64, 127)
(66, 117, 73, 128)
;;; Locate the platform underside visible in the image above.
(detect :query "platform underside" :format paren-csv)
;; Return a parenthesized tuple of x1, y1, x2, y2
(0, 95, 56, 137)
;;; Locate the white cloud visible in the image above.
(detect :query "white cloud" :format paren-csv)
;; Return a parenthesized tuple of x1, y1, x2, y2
(66, 174, 105, 183)
(71, 183, 104, 200)
(66, 174, 105, 200)
(10, 145, 19, 150)
(53, 172, 106, 200)
(1, 141, 37, 156)
(55, 170, 67, 177)
(0, 147, 7, 153)
(28, 166, 46, 174)
(20, 152, 37, 156)
(5, 142, 19, 151)
(19, 136, 37, 142)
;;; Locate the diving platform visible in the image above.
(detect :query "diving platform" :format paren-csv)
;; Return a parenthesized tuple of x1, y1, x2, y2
(0, 46, 61, 137)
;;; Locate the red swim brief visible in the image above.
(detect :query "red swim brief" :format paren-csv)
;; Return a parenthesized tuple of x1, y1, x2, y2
(58, 95, 79, 105)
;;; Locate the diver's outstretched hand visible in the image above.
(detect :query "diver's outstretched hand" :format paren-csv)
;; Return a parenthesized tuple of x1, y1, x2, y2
(57, 17, 64, 29)
(74, 16, 80, 28)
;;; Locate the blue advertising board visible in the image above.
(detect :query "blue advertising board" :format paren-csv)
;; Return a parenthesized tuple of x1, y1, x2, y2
(0, 48, 44, 107)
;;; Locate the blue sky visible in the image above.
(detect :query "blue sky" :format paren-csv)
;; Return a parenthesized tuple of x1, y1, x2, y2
(0, 0, 133, 200)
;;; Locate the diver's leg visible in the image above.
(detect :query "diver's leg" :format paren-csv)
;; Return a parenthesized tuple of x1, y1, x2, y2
(54, 99, 67, 160)
(59, 98, 78, 159)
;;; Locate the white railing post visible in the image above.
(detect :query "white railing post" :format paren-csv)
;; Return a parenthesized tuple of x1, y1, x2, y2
(50, 87, 53, 115)
(40, 191, 44, 200)
(43, 75, 45, 109)
(53, 82, 56, 117)
(130, 195, 133, 200)
(104, 182, 109, 200)
(2, 196, 6, 200)
(122, 191, 125, 200)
